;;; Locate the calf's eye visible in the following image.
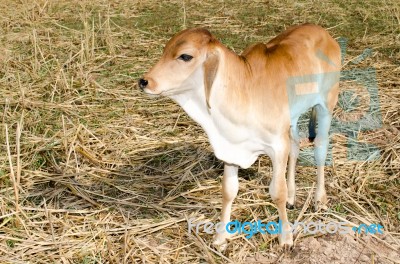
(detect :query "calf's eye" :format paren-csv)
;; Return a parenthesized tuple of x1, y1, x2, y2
(178, 54, 193, 62)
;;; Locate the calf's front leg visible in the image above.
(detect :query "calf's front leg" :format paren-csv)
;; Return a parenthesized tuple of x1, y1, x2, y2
(213, 163, 239, 247)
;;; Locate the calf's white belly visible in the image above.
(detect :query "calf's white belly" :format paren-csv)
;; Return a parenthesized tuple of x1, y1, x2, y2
(177, 95, 266, 169)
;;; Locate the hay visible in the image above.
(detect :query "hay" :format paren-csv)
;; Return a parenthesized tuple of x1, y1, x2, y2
(0, 0, 399, 263)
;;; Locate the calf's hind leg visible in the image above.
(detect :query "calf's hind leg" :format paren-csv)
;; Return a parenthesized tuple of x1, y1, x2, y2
(269, 137, 293, 247)
(313, 105, 332, 211)
(286, 125, 300, 209)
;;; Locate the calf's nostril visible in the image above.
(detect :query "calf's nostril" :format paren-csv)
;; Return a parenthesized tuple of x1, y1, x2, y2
(138, 78, 148, 89)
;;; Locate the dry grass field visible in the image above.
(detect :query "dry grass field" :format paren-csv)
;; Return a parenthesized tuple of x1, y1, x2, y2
(0, 0, 399, 263)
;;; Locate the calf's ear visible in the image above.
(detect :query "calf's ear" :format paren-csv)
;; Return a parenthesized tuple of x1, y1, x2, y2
(203, 52, 219, 109)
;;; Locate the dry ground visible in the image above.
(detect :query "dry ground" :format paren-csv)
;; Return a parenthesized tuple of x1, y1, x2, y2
(0, 0, 399, 263)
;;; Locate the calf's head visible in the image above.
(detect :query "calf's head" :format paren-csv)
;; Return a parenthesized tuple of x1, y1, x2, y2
(139, 28, 220, 106)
